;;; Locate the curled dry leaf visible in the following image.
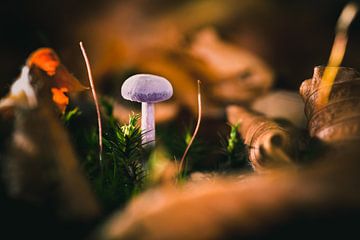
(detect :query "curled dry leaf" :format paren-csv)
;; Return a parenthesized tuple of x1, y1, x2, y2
(300, 66, 360, 143)
(227, 105, 297, 171)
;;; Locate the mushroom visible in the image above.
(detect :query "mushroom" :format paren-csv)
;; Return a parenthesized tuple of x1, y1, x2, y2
(121, 74, 173, 146)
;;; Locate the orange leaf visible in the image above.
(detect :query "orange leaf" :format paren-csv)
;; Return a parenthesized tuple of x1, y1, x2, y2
(27, 48, 88, 92)
(51, 87, 69, 113)
(27, 48, 60, 76)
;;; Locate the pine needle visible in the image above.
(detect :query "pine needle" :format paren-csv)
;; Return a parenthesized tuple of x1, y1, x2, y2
(317, 2, 358, 107)
(79, 41, 104, 169)
(178, 80, 202, 174)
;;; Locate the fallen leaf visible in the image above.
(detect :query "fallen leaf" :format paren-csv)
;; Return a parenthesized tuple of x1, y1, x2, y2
(300, 66, 360, 142)
(189, 28, 273, 103)
(27, 48, 88, 92)
(227, 105, 297, 171)
(26, 48, 88, 112)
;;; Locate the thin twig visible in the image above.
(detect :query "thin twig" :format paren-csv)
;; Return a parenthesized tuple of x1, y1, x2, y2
(178, 80, 202, 174)
(79, 41, 103, 169)
(318, 2, 358, 107)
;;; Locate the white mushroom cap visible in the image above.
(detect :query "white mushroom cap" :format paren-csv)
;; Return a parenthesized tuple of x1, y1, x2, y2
(121, 74, 173, 103)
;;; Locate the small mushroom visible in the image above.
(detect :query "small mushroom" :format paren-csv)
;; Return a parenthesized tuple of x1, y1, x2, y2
(121, 74, 173, 146)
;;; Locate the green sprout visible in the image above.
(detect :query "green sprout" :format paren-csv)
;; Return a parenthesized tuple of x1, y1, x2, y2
(61, 107, 81, 126)
(219, 123, 249, 170)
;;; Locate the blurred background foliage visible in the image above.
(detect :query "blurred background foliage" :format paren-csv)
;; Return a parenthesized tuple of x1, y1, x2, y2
(1, 0, 360, 96)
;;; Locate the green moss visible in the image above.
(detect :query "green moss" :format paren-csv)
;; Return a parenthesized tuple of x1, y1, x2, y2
(64, 100, 145, 211)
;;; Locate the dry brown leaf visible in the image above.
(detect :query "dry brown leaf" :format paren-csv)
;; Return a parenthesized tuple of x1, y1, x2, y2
(227, 105, 297, 171)
(189, 28, 274, 103)
(300, 66, 360, 142)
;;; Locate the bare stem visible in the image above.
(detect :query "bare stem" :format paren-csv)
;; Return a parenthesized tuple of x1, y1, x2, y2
(79, 41, 103, 169)
(178, 80, 202, 174)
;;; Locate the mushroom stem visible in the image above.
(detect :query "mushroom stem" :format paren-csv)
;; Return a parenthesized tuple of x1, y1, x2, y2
(141, 102, 155, 146)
